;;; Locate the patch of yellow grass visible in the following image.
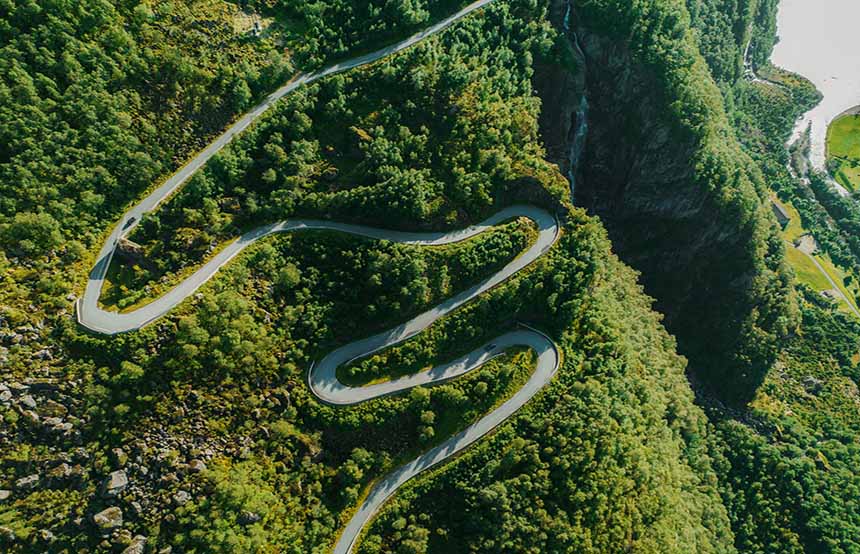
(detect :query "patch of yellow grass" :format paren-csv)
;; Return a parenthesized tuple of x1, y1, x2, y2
(773, 195, 860, 315)
(785, 247, 831, 291)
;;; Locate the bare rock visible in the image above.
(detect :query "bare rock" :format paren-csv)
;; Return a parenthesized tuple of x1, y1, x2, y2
(187, 459, 206, 473)
(26, 378, 59, 392)
(101, 470, 128, 498)
(0, 525, 15, 542)
(72, 447, 90, 463)
(0, 490, 11, 501)
(43, 399, 68, 416)
(803, 375, 824, 395)
(49, 463, 72, 480)
(130, 501, 144, 518)
(122, 535, 147, 554)
(93, 507, 123, 532)
(51, 421, 74, 434)
(172, 490, 190, 506)
(19, 394, 36, 409)
(117, 238, 145, 262)
(15, 474, 40, 491)
(239, 510, 261, 525)
(112, 528, 133, 545)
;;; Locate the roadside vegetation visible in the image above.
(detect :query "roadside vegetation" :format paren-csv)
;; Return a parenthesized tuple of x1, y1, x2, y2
(3, 0, 860, 553)
(1, 0, 741, 552)
(0, 0, 294, 258)
(100, 220, 535, 314)
(0, 0, 477, 263)
(100, 6, 565, 305)
(771, 197, 859, 315)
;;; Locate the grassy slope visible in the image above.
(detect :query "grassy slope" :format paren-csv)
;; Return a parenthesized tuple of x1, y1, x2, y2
(772, 196, 859, 315)
(827, 114, 860, 192)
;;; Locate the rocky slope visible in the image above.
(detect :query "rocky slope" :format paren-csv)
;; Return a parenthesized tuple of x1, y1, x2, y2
(538, 0, 795, 403)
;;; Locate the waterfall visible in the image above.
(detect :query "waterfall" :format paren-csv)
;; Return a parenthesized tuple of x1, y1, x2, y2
(568, 95, 589, 198)
(563, 0, 571, 30)
(558, 0, 589, 199)
(566, 16, 589, 200)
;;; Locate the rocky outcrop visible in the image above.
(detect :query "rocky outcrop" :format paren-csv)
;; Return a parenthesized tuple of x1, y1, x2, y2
(538, 0, 795, 402)
(117, 237, 144, 261)
(15, 474, 39, 491)
(116, 238, 157, 272)
(239, 510, 261, 525)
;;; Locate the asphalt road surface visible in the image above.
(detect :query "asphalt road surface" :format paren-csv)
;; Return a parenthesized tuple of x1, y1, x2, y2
(77, 1, 563, 551)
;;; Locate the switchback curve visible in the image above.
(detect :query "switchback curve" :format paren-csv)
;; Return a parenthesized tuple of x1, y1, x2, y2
(76, 2, 563, 551)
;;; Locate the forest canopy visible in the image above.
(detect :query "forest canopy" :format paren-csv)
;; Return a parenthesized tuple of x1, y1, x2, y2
(1, 0, 858, 553)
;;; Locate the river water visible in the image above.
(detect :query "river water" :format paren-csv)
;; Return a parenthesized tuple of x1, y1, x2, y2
(771, 0, 860, 170)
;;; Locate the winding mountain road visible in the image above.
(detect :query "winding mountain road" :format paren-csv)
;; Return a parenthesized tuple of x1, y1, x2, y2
(331, 329, 558, 554)
(79, 0, 499, 335)
(77, 2, 562, 552)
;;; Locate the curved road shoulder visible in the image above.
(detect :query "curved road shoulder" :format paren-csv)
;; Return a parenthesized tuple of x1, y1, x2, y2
(79, 0, 498, 333)
(332, 328, 559, 554)
(75, 1, 566, 551)
(78, 205, 557, 334)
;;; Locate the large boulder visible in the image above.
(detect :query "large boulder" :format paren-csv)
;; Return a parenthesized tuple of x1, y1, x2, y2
(239, 510, 261, 525)
(122, 535, 147, 554)
(101, 470, 128, 498)
(18, 394, 36, 409)
(15, 474, 39, 491)
(93, 506, 123, 532)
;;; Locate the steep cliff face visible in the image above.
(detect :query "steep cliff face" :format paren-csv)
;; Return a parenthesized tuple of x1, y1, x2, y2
(538, 0, 795, 403)
(533, 0, 588, 190)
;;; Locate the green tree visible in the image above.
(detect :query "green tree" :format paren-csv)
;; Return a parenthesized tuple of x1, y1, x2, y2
(1, 211, 63, 257)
